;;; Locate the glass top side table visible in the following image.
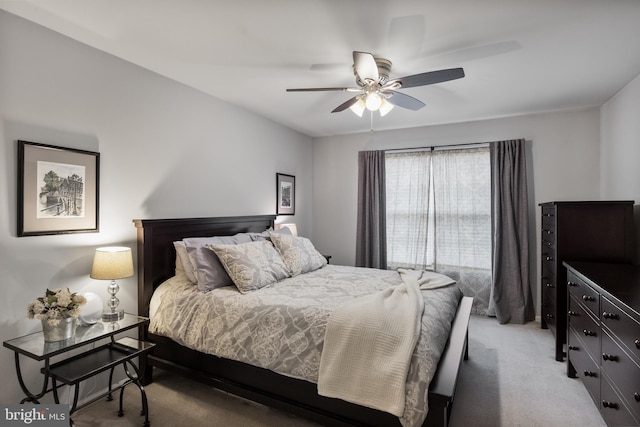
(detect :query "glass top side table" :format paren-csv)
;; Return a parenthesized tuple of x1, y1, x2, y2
(3, 313, 154, 426)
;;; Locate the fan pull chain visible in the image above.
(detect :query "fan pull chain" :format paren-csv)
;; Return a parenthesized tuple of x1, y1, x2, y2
(370, 110, 374, 132)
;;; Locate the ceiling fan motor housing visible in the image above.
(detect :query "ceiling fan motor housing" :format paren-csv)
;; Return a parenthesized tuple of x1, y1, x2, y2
(353, 56, 392, 86)
(374, 57, 392, 84)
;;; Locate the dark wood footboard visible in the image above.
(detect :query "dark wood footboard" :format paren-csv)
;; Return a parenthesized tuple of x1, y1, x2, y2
(134, 216, 472, 427)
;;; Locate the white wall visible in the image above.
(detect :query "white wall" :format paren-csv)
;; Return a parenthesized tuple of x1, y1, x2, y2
(0, 10, 312, 404)
(312, 108, 602, 318)
(601, 73, 640, 264)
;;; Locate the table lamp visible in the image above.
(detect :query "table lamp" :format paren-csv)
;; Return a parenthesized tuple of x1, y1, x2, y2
(90, 246, 134, 321)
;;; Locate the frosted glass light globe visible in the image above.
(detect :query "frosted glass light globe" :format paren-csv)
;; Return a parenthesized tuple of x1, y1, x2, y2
(365, 92, 382, 111)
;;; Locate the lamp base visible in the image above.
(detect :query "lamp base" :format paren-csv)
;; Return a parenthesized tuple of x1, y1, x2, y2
(102, 309, 124, 322)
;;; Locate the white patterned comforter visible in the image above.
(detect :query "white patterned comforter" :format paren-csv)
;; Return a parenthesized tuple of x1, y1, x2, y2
(149, 264, 462, 427)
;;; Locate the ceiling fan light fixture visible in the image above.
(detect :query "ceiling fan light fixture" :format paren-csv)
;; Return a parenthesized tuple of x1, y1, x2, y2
(379, 98, 394, 116)
(365, 92, 382, 111)
(349, 98, 366, 117)
(286, 51, 465, 117)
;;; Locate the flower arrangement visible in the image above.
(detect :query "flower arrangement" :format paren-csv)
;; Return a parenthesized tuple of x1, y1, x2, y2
(27, 288, 87, 326)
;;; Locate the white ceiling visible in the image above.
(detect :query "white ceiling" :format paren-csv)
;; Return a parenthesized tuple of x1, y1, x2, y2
(2, 0, 640, 137)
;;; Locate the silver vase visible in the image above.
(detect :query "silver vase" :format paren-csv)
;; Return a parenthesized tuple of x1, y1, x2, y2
(41, 317, 77, 342)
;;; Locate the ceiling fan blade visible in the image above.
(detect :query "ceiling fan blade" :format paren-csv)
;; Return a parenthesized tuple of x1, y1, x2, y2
(396, 68, 465, 88)
(286, 87, 360, 92)
(386, 91, 425, 111)
(353, 51, 379, 82)
(331, 96, 360, 113)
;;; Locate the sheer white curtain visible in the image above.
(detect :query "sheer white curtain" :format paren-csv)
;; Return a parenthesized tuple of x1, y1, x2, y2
(432, 148, 492, 315)
(386, 147, 492, 315)
(386, 151, 432, 270)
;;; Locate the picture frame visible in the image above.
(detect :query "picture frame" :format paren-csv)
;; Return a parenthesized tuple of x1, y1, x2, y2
(276, 173, 295, 215)
(17, 140, 100, 236)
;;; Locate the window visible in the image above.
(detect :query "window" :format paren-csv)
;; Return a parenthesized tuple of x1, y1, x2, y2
(386, 146, 492, 314)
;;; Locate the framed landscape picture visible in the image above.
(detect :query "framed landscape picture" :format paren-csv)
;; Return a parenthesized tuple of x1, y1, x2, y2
(276, 173, 295, 215)
(17, 140, 100, 236)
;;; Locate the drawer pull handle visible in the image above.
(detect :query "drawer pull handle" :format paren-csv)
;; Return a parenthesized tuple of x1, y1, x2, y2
(545, 283, 554, 288)
(582, 295, 595, 302)
(583, 329, 596, 337)
(568, 345, 579, 351)
(568, 281, 577, 287)
(602, 401, 618, 409)
(635, 339, 640, 349)
(542, 229, 554, 234)
(546, 314, 554, 319)
(583, 371, 596, 377)
(635, 393, 640, 403)
(568, 310, 578, 317)
(602, 312, 619, 320)
(602, 353, 619, 362)
(545, 256, 553, 261)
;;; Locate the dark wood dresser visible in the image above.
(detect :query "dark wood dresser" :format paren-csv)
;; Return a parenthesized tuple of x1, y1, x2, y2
(539, 201, 634, 361)
(565, 262, 640, 426)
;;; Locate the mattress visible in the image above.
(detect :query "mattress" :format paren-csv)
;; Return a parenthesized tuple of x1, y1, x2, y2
(149, 264, 462, 427)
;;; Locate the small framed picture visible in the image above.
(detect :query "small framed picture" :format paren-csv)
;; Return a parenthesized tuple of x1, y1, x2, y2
(17, 140, 100, 236)
(276, 173, 295, 215)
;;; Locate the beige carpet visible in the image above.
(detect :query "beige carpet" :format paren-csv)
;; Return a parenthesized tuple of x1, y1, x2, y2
(72, 368, 319, 427)
(72, 315, 606, 427)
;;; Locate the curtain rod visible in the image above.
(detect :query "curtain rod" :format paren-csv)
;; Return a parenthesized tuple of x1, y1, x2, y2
(384, 141, 490, 153)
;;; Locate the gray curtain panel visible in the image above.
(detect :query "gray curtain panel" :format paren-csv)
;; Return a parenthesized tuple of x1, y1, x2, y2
(488, 139, 535, 324)
(355, 150, 387, 269)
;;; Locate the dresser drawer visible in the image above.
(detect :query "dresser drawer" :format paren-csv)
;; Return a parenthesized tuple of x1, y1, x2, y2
(542, 256, 556, 280)
(543, 290, 557, 329)
(600, 374, 640, 427)
(568, 328, 600, 404)
(568, 295, 600, 359)
(601, 329, 640, 421)
(567, 273, 600, 317)
(541, 238, 555, 253)
(541, 222, 555, 238)
(541, 206, 556, 226)
(602, 296, 640, 364)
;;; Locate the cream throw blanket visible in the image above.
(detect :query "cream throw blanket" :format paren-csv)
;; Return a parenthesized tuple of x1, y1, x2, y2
(317, 269, 455, 417)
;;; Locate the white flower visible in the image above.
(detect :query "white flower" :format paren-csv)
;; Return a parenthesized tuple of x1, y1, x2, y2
(27, 288, 87, 326)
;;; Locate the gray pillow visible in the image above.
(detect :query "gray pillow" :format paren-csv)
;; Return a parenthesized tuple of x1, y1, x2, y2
(269, 232, 327, 277)
(207, 241, 290, 293)
(183, 233, 253, 291)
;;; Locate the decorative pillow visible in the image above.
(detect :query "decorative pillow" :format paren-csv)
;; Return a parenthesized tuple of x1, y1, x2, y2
(268, 232, 327, 277)
(173, 241, 196, 283)
(183, 233, 254, 291)
(207, 241, 290, 294)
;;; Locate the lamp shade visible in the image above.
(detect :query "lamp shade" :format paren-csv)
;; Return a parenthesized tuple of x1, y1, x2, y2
(349, 98, 366, 117)
(379, 98, 394, 116)
(90, 247, 134, 280)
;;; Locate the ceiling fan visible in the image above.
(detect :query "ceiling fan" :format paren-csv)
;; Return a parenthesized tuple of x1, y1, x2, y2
(286, 51, 465, 117)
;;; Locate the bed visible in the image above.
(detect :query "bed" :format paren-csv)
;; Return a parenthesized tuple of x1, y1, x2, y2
(134, 215, 472, 427)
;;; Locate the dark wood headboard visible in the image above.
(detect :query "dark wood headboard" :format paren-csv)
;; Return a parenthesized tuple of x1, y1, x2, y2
(133, 215, 276, 317)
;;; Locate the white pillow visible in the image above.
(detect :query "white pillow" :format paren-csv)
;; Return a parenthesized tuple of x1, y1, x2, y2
(207, 241, 290, 293)
(269, 232, 327, 276)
